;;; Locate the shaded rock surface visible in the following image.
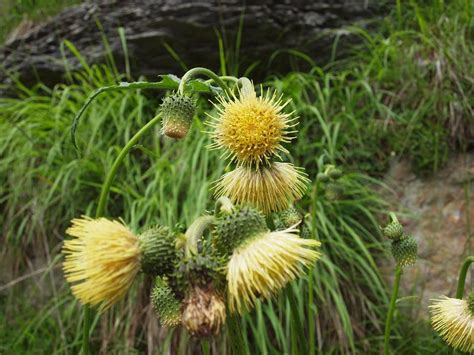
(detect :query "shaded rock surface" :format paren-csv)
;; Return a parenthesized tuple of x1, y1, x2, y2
(1, 0, 387, 88)
(383, 153, 474, 315)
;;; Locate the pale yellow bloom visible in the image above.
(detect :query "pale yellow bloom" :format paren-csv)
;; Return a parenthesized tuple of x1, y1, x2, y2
(208, 84, 296, 167)
(214, 162, 309, 213)
(430, 296, 474, 352)
(63, 217, 140, 311)
(227, 226, 321, 314)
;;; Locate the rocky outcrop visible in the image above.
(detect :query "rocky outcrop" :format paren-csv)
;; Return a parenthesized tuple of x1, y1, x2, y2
(1, 0, 386, 88)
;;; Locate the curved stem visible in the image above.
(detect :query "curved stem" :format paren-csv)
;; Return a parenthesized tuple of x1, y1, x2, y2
(81, 113, 163, 355)
(178, 67, 232, 96)
(95, 114, 162, 218)
(454, 256, 474, 299)
(448, 256, 474, 355)
(384, 266, 402, 355)
(184, 215, 215, 257)
(214, 196, 234, 217)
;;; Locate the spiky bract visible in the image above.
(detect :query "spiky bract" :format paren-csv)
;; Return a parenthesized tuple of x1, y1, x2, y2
(208, 85, 295, 167)
(151, 277, 182, 327)
(227, 227, 321, 314)
(214, 162, 309, 214)
(63, 217, 140, 311)
(273, 207, 303, 230)
(138, 225, 177, 275)
(160, 93, 195, 139)
(391, 235, 418, 268)
(383, 219, 404, 241)
(430, 296, 474, 352)
(214, 206, 267, 255)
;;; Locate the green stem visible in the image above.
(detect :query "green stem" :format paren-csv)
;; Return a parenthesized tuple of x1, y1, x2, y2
(384, 266, 402, 355)
(201, 339, 211, 355)
(95, 114, 162, 217)
(183, 215, 215, 257)
(81, 113, 163, 355)
(214, 196, 234, 217)
(448, 256, 474, 355)
(454, 256, 474, 299)
(178, 67, 232, 96)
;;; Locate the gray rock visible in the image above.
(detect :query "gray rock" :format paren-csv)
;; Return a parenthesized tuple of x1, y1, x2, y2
(1, 0, 387, 88)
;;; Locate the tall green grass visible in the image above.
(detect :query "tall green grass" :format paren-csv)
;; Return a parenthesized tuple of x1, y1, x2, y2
(1, 0, 471, 353)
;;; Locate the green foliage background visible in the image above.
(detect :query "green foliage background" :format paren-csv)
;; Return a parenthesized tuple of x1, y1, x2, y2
(0, 0, 472, 353)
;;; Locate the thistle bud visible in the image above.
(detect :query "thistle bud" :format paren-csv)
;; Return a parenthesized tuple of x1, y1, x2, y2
(138, 226, 177, 275)
(160, 93, 195, 139)
(274, 207, 303, 229)
(382, 219, 404, 241)
(391, 235, 418, 268)
(177, 254, 225, 288)
(182, 285, 226, 337)
(213, 206, 267, 256)
(468, 291, 474, 316)
(151, 277, 181, 327)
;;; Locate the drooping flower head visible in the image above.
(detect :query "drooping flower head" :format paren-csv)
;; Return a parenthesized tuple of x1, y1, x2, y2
(214, 206, 321, 314)
(63, 217, 141, 311)
(63, 217, 176, 311)
(430, 294, 474, 353)
(208, 83, 296, 168)
(214, 162, 309, 214)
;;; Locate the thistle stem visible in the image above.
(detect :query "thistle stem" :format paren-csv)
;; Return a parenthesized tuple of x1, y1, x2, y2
(201, 339, 210, 355)
(80, 113, 163, 355)
(384, 266, 402, 355)
(454, 256, 474, 299)
(448, 256, 474, 355)
(178, 67, 232, 96)
(214, 196, 234, 216)
(184, 215, 215, 257)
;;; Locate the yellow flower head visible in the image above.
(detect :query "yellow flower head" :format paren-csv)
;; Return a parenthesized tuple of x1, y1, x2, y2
(63, 217, 141, 311)
(430, 295, 474, 352)
(208, 83, 296, 167)
(227, 226, 321, 314)
(214, 162, 309, 213)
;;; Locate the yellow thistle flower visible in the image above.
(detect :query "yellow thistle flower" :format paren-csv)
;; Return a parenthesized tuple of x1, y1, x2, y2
(227, 226, 321, 314)
(208, 83, 296, 167)
(430, 296, 474, 352)
(63, 217, 141, 311)
(214, 162, 309, 213)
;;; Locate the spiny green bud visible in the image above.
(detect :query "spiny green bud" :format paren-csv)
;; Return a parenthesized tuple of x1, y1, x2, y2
(138, 226, 177, 275)
(273, 207, 303, 230)
(391, 235, 418, 268)
(316, 172, 330, 182)
(160, 93, 195, 139)
(325, 182, 344, 201)
(467, 292, 474, 315)
(177, 254, 225, 288)
(151, 277, 181, 327)
(382, 217, 404, 241)
(213, 206, 268, 256)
